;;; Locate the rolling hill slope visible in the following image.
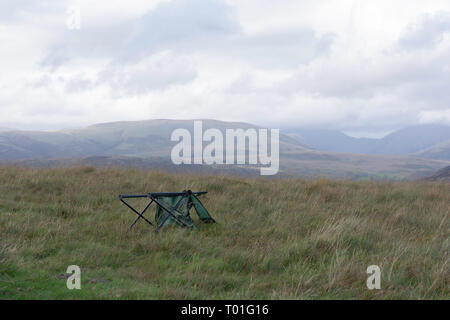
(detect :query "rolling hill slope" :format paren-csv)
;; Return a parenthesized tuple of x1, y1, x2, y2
(287, 124, 450, 160)
(0, 119, 307, 160)
(415, 140, 450, 161)
(0, 119, 449, 179)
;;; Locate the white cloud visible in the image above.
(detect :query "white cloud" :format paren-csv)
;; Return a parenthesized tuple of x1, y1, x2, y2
(0, 0, 449, 134)
(419, 109, 450, 124)
(398, 11, 450, 50)
(98, 51, 197, 96)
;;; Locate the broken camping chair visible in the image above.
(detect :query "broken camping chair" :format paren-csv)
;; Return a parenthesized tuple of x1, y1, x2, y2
(119, 190, 216, 232)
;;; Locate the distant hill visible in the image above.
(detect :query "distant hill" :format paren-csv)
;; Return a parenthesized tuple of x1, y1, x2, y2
(1, 119, 449, 180)
(0, 119, 307, 161)
(287, 124, 450, 160)
(284, 129, 377, 154)
(380, 125, 450, 156)
(424, 166, 450, 181)
(415, 140, 450, 160)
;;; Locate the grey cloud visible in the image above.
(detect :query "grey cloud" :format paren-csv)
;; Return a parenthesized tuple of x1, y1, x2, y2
(0, 0, 63, 23)
(41, 0, 332, 70)
(28, 75, 52, 89)
(97, 53, 197, 96)
(124, 1, 334, 68)
(39, 0, 236, 93)
(39, 0, 333, 96)
(274, 12, 450, 103)
(120, 0, 240, 62)
(226, 30, 335, 69)
(5, 0, 450, 135)
(40, 19, 134, 70)
(277, 28, 450, 107)
(64, 75, 93, 93)
(398, 12, 450, 50)
(226, 73, 256, 95)
(41, 0, 239, 69)
(281, 56, 439, 99)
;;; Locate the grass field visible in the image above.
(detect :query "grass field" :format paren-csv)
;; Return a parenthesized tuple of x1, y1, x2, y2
(0, 166, 448, 299)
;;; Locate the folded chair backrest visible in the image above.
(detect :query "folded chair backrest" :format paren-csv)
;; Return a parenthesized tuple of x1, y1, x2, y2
(155, 194, 194, 228)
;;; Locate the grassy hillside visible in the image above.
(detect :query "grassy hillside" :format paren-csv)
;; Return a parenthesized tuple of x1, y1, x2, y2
(279, 150, 450, 180)
(13, 152, 450, 181)
(2, 119, 450, 180)
(416, 140, 450, 161)
(424, 166, 450, 181)
(0, 166, 448, 299)
(0, 119, 307, 161)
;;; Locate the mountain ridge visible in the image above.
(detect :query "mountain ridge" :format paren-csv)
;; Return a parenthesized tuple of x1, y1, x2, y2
(286, 124, 450, 160)
(0, 119, 308, 161)
(1, 119, 449, 180)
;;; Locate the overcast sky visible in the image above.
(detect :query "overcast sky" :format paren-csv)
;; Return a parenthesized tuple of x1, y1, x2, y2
(1, 0, 450, 137)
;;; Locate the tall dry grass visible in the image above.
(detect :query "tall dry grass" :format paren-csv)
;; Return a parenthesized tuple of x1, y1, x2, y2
(0, 166, 448, 299)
